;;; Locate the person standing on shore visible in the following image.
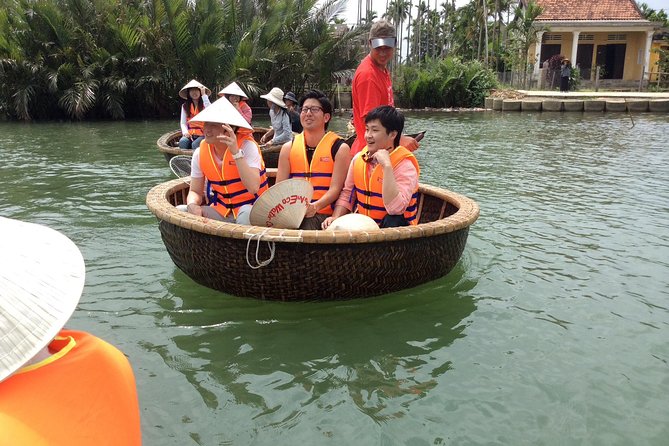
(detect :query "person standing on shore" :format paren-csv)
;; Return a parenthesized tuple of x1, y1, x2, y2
(350, 20, 418, 156)
(560, 59, 571, 92)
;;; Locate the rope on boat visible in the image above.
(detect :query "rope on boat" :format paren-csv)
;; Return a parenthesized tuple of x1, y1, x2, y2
(245, 227, 276, 269)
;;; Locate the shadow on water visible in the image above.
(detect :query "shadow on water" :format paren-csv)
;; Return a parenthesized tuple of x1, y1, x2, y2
(148, 262, 477, 429)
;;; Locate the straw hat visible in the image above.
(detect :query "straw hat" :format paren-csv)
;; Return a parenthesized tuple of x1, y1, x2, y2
(0, 217, 85, 382)
(179, 79, 212, 100)
(326, 213, 379, 231)
(218, 82, 248, 100)
(260, 87, 286, 108)
(189, 96, 252, 130)
(249, 179, 314, 229)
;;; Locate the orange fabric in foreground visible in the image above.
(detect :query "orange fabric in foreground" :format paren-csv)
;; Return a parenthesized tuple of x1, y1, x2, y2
(0, 330, 141, 446)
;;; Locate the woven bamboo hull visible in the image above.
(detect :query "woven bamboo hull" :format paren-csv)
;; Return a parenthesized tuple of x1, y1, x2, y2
(147, 179, 479, 301)
(160, 219, 469, 300)
(156, 128, 276, 165)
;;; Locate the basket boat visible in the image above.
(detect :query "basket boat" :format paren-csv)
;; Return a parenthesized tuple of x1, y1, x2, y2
(146, 174, 479, 301)
(156, 128, 277, 164)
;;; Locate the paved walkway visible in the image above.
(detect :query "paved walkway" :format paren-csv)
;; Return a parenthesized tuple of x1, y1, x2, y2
(518, 90, 669, 99)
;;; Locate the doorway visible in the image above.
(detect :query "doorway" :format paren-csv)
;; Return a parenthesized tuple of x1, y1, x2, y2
(595, 44, 626, 79)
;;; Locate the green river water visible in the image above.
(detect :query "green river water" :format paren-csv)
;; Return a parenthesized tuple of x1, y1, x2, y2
(1, 111, 668, 445)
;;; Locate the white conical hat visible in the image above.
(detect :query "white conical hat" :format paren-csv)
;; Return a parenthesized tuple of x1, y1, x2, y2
(326, 213, 379, 231)
(0, 217, 85, 382)
(218, 82, 248, 99)
(179, 79, 212, 99)
(249, 179, 314, 229)
(189, 96, 252, 130)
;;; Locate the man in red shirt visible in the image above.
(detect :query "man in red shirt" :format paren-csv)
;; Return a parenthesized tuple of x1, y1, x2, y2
(351, 20, 419, 156)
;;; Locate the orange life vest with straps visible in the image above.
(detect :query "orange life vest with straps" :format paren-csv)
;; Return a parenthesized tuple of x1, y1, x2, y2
(352, 146, 420, 225)
(199, 135, 269, 219)
(186, 102, 205, 137)
(289, 131, 341, 216)
(0, 330, 141, 446)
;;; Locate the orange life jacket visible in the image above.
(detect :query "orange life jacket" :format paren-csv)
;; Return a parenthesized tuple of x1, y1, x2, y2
(289, 131, 341, 215)
(199, 135, 269, 218)
(186, 102, 204, 137)
(352, 146, 420, 225)
(0, 330, 141, 446)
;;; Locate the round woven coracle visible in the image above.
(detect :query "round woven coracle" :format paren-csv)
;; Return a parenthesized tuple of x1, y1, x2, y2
(157, 128, 275, 165)
(146, 178, 479, 301)
(249, 179, 313, 229)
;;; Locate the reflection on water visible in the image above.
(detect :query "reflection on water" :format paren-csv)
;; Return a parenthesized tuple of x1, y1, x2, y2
(145, 264, 476, 441)
(1, 113, 668, 445)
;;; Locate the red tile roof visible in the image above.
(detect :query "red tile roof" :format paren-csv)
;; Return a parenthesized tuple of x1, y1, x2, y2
(533, 0, 645, 21)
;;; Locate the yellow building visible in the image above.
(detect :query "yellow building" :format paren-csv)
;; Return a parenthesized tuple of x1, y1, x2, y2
(526, 0, 661, 83)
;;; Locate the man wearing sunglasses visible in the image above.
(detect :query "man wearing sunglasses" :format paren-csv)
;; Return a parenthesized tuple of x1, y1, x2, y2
(350, 20, 419, 156)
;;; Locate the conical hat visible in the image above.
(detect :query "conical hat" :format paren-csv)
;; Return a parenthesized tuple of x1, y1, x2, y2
(189, 97, 252, 130)
(179, 79, 212, 99)
(249, 179, 314, 229)
(218, 82, 248, 99)
(0, 217, 85, 381)
(326, 213, 379, 231)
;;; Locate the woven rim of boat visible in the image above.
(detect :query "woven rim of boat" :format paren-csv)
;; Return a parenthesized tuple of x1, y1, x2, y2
(146, 178, 479, 244)
(157, 128, 276, 156)
(156, 130, 191, 156)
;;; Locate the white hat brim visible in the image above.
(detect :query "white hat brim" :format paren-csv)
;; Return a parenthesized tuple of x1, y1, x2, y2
(0, 217, 85, 381)
(179, 79, 211, 100)
(189, 97, 252, 130)
(260, 93, 286, 109)
(218, 82, 248, 99)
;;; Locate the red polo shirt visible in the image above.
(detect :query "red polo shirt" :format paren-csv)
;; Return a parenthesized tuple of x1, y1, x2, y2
(351, 55, 394, 155)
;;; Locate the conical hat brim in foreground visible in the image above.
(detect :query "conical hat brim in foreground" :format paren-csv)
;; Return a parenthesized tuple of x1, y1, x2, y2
(179, 79, 212, 99)
(249, 179, 314, 229)
(326, 213, 380, 231)
(189, 97, 252, 130)
(0, 217, 85, 381)
(218, 82, 248, 99)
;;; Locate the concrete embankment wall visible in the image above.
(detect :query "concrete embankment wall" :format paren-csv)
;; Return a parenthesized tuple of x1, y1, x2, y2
(485, 97, 669, 113)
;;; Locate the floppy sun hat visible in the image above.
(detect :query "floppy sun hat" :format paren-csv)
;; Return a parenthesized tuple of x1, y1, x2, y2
(260, 87, 286, 109)
(179, 79, 212, 100)
(189, 96, 252, 130)
(369, 19, 397, 48)
(249, 179, 314, 229)
(0, 217, 85, 382)
(283, 91, 298, 104)
(218, 82, 248, 100)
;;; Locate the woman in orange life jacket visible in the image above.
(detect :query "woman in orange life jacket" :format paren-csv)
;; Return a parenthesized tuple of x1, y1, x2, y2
(177, 96, 269, 225)
(276, 89, 352, 230)
(218, 81, 253, 125)
(322, 105, 420, 229)
(178, 79, 212, 150)
(0, 216, 141, 446)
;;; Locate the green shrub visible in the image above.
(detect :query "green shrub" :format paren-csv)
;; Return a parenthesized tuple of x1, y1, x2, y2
(395, 57, 497, 108)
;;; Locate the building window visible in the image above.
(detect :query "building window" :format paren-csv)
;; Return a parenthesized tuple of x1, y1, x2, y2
(579, 34, 594, 41)
(543, 33, 562, 42)
(607, 34, 627, 41)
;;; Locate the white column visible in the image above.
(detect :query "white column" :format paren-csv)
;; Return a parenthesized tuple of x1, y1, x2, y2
(534, 31, 545, 74)
(571, 31, 580, 65)
(643, 31, 654, 80)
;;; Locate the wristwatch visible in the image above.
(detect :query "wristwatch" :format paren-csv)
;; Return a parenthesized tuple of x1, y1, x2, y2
(232, 150, 244, 160)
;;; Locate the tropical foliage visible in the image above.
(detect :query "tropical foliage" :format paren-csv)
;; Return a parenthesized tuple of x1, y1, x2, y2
(0, 0, 366, 120)
(395, 57, 497, 108)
